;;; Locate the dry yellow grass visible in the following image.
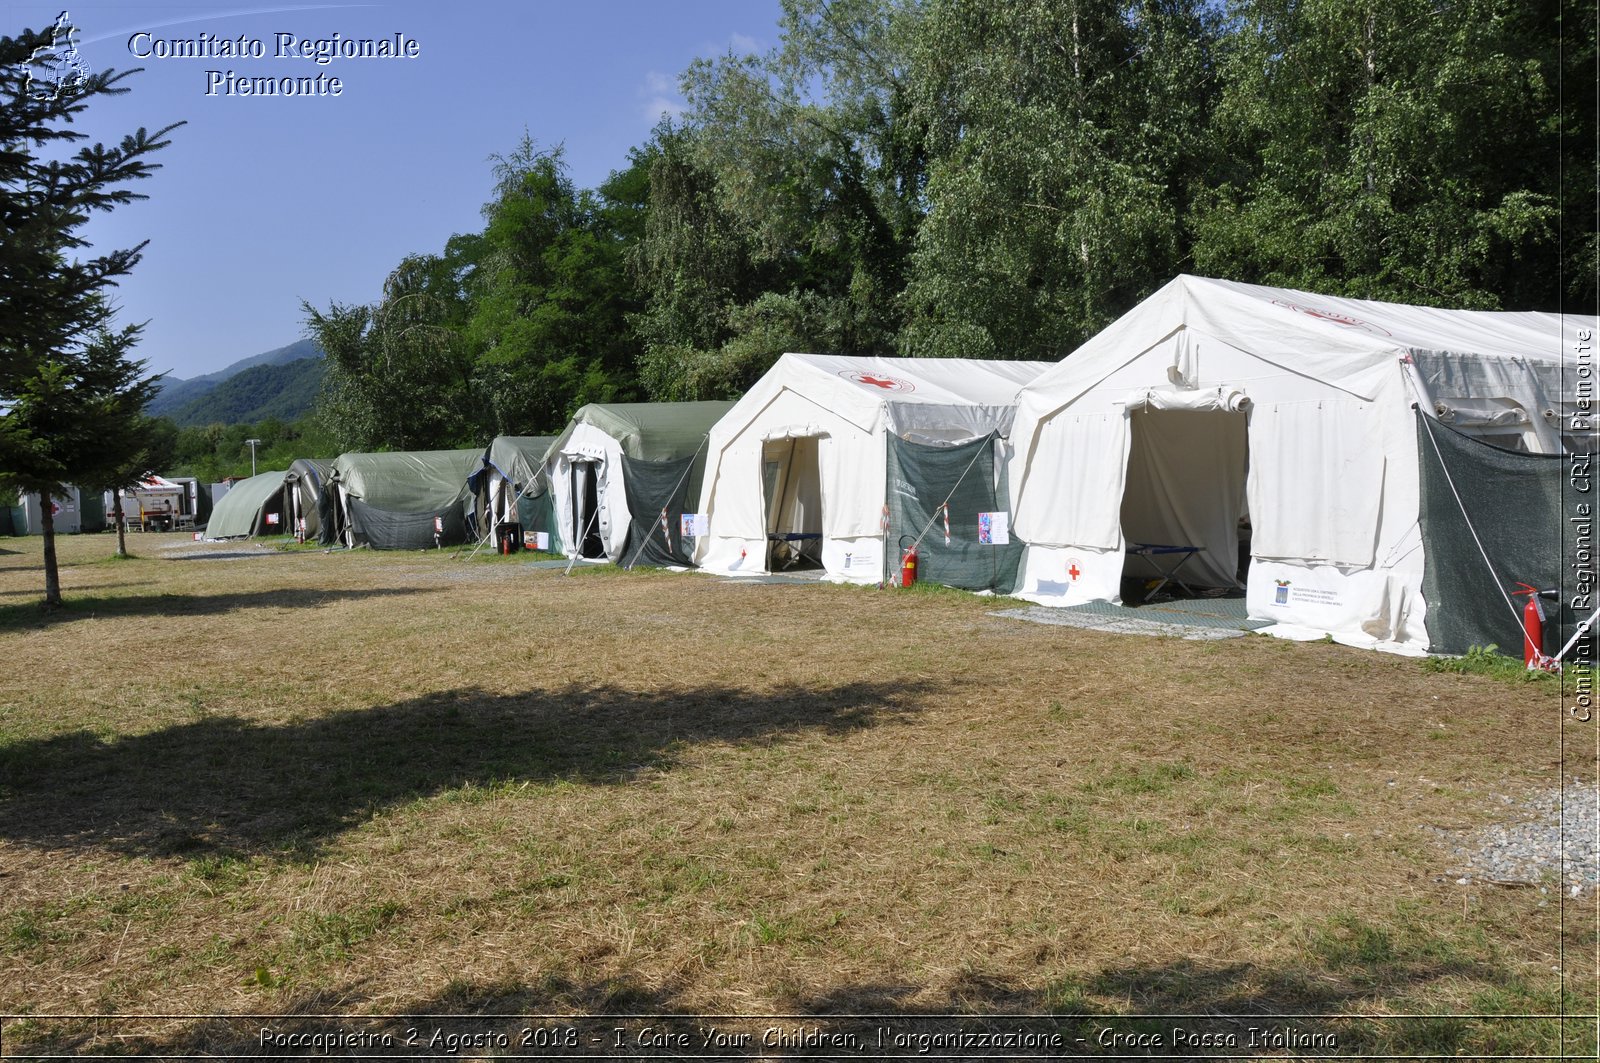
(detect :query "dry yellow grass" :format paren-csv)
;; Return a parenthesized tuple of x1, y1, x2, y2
(0, 532, 1595, 1056)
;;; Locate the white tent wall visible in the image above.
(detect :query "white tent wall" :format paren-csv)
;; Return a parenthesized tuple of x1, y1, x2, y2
(1009, 275, 1591, 655)
(548, 421, 628, 560)
(695, 354, 1051, 583)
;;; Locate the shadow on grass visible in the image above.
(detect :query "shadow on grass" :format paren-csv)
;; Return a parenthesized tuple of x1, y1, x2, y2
(0, 680, 927, 859)
(19, 964, 1586, 1059)
(0, 586, 428, 627)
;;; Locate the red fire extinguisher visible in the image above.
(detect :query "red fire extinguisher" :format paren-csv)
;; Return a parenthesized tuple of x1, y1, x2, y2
(901, 543, 918, 588)
(1513, 583, 1544, 668)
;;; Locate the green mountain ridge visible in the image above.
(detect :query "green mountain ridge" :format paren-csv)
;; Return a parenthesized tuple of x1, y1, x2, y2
(162, 358, 326, 427)
(149, 338, 322, 419)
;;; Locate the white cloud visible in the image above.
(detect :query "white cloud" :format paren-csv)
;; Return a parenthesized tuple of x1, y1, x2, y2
(643, 96, 689, 122)
(640, 70, 687, 122)
(729, 32, 762, 54)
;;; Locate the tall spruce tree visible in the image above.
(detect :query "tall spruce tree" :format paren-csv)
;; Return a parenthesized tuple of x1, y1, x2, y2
(0, 322, 159, 603)
(0, 17, 179, 606)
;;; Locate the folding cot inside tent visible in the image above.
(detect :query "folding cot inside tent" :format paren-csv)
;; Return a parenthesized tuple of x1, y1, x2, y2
(281, 459, 334, 541)
(1008, 274, 1595, 654)
(468, 436, 559, 551)
(205, 470, 290, 539)
(694, 354, 1052, 586)
(327, 449, 485, 549)
(545, 401, 735, 565)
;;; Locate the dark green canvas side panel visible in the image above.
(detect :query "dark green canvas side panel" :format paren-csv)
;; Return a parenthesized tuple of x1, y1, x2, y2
(619, 453, 698, 568)
(1417, 411, 1578, 657)
(347, 498, 468, 550)
(514, 490, 560, 551)
(886, 432, 1022, 594)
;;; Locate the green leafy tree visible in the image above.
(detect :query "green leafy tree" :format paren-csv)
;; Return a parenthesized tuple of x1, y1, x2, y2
(900, 0, 1220, 359)
(79, 411, 168, 558)
(1192, 0, 1566, 308)
(308, 138, 647, 447)
(631, 126, 768, 398)
(305, 246, 481, 452)
(464, 138, 644, 433)
(635, 0, 928, 397)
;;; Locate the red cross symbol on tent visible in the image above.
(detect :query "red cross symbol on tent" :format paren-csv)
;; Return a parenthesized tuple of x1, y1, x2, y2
(859, 375, 898, 389)
(1067, 560, 1082, 581)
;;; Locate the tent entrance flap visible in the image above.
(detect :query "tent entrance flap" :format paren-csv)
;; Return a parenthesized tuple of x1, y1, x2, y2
(570, 461, 606, 559)
(763, 436, 823, 571)
(1119, 408, 1248, 593)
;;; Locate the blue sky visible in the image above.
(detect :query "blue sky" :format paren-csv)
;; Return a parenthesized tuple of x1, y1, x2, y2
(18, 1, 784, 380)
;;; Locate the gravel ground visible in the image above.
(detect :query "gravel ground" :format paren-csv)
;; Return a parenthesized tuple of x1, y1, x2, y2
(1434, 783, 1600, 894)
(991, 605, 1250, 641)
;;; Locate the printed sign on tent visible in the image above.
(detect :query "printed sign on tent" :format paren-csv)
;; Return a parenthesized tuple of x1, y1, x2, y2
(680, 513, 708, 537)
(977, 512, 1010, 545)
(266, 512, 280, 525)
(525, 530, 549, 551)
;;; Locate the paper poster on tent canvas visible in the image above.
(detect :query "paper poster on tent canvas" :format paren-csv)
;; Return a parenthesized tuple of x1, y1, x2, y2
(978, 512, 1010, 545)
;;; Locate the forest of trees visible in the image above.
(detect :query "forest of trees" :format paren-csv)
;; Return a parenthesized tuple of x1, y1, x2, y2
(297, 0, 1591, 454)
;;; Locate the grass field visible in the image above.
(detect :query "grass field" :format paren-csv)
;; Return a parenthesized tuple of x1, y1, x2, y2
(0, 532, 1596, 1058)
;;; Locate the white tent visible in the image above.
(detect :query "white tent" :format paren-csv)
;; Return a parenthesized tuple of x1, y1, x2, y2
(1008, 275, 1594, 654)
(694, 354, 1052, 582)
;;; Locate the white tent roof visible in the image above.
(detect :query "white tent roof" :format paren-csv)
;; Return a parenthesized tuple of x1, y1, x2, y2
(721, 353, 1054, 442)
(128, 473, 183, 495)
(1017, 275, 1592, 419)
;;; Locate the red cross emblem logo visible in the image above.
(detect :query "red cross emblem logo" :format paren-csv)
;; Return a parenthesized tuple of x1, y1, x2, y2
(839, 369, 915, 393)
(1066, 559, 1082, 581)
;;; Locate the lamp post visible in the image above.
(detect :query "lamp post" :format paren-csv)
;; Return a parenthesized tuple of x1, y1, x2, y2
(245, 438, 261, 477)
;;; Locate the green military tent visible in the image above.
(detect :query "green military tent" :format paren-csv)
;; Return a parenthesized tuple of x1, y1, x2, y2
(468, 436, 559, 552)
(546, 401, 734, 566)
(326, 449, 484, 549)
(282, 458, 335, 541)
(205, 470, 289, 539)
